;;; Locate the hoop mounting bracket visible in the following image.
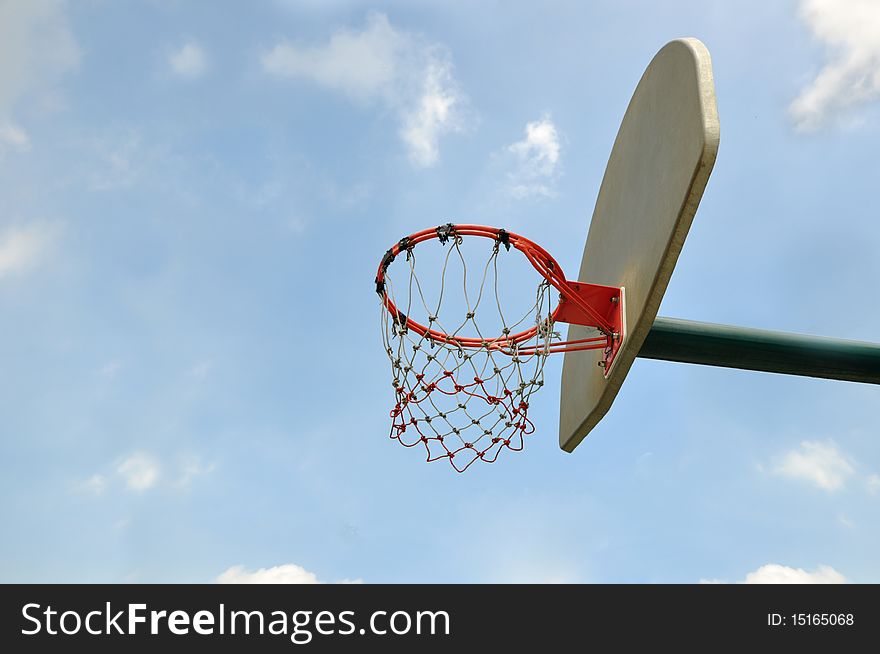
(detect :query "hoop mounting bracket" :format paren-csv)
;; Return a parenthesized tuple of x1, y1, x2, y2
(554, 282, 626, 376)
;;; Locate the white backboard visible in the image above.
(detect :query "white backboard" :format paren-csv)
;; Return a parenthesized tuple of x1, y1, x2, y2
(560, 38, 720, 452)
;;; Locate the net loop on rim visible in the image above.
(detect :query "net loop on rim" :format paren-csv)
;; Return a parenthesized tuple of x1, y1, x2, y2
(376, 224, 614, 472)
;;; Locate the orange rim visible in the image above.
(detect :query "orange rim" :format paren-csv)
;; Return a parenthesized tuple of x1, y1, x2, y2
(375, 224, 614, 353)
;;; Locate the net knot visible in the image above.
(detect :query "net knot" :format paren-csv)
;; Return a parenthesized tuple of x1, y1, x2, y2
(436, 223, 457, 245)
(495, 228, 511, 251)
(398, 236, 413, 260)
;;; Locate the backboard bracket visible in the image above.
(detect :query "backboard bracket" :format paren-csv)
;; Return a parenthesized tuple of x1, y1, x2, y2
(555, 282, 626, 375)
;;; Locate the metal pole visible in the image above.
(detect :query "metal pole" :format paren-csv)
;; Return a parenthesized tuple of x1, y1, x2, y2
(638, 317, 880, 385)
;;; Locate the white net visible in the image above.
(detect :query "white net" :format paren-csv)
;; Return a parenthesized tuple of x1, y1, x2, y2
(379, 226, 560, 472)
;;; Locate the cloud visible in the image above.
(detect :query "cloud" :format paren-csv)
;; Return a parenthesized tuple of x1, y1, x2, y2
(868, 474, 880, 494)
(0, 223, 56, 279)
(89, 129, 142, 190)
(188, 360, 213, 380)
(0, 121, 30, 153)
(702, 563, 847, 584)
(773, 440, 854, 491)
(116, 452, 160, 492)
(168, 41, 208, 78)
(261, 12, 467, 166)
(399, 59, 463, 166)
(261, 13, 397, 101)
(742, 564, 846, 584)
(89, 452, 211, 494)
(0, 0, 79, 115)
(98, 360, 122, 380)
(492, 563, 582, 584)
(177, 456, 215, 487)
(504, 116, 561, 198)
(78, 474, 107, 496)
(286, 215, 308, 234)
(790, 0, 880, 130)
(216, 564, 361, 584)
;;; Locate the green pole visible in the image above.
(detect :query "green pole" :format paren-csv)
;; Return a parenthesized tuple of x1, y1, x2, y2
(638, 317, 880, 385)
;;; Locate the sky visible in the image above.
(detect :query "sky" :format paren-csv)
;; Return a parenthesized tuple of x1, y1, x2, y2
(1, 0, 879, 584)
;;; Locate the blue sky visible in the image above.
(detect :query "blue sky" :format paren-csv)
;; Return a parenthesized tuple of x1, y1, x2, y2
(1, 0, 879, 584)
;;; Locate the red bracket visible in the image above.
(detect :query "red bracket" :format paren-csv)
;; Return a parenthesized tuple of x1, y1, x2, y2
(554, 282, 626, 376)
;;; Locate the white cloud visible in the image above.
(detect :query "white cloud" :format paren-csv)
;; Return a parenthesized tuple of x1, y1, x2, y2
(505, 116, 561, 198)
(790, 0, 880, 130)
(272, 0, 358, 11)
(261, 12, 467, 166)
(177, 456, 215, 487)
(188, 359, 213, 380)
(0, 223, 55, 279)
(868, 474, 880, 494)
(261, 14, 397, 102)
(88, 452, 212, 494)
(0, 121, 30, 153)
(216, 563, 361, 584)
(169, 42, 208, 78)
(399, 59, 461, 166)
(773, 440, 854, 491)
(78, 474, 107, 496)
(85, 129, 144, 191)
(0, 0, 79, 115)
(702, 564, 847, 584)
(743, 564, 846, 584)
(492, 562, 582, 584)
(286, 215, 308, 234)
(116, 452, 160, 492)
(98, 360, 122, 379)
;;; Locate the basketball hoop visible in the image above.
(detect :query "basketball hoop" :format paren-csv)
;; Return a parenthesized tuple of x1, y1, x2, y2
(375, 223, 625, 472)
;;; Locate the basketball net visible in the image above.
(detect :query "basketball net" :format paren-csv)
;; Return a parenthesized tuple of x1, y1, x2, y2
(378, 226, 564, 472)
(377, 224, 621, 472)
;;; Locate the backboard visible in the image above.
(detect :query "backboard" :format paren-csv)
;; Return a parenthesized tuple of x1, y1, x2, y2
(559, 38, 720, 452)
